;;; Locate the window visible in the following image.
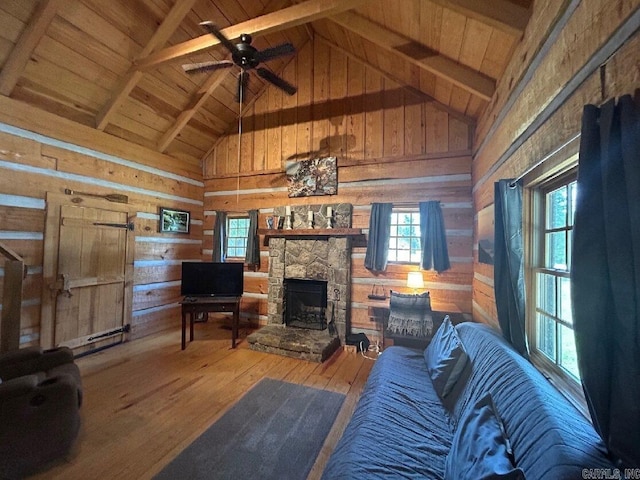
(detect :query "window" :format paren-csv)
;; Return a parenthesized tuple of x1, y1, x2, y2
(226, 216, 249, 259)
(530, 174, 581, 386)
(388, 210, 421, 264)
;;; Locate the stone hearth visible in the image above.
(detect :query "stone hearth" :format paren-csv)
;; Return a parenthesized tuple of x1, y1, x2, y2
(247, 204, 353, 362)
(247, 325, 341, 362)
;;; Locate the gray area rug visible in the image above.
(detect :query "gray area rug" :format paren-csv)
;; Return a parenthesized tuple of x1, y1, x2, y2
(154, 378, 345, 480)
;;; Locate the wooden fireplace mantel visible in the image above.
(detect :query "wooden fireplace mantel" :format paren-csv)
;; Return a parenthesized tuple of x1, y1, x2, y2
(258, 228, 366, 247)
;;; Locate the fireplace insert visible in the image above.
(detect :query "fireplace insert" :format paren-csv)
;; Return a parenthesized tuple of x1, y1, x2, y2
(283, 278, 328, 330)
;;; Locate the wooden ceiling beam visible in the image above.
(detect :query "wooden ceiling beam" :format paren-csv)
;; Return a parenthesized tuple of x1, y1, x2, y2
(95, 0, 198, 130)
(428, 0, 531, 37)
(157, 72, 228, 152)
(135, 0, 368, 70)
(0, 0, 67, 96)
(330, 11, 496, 101)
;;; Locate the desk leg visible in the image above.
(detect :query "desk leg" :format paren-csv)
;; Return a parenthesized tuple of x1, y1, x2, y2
(232, 304, 239, 348)
(189, 313, 194, 342)
(181, 312, 186, 350)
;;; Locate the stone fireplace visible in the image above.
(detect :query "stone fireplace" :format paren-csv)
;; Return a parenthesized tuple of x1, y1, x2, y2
(247, 204, 356, 362)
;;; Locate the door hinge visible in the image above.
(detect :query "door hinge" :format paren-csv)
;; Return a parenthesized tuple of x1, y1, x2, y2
(93, 221, 134, 230)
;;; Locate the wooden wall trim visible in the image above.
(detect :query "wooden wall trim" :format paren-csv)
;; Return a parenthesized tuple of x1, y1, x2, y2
(511, 132, 580, 186)
(473, 0, 580, 159)
(0, 95, 202, 178)
(0, 129, 207, 347)
(473, 5, 640, 194)
(0, 122, 202, 188)
(203, 173, 469, 198)
(471, 2, 640, 327)
(0, 157, 202, 206)
(0, 194, 45, 209)
(205, 149, 473, 180)
(352, 277, 472, 291)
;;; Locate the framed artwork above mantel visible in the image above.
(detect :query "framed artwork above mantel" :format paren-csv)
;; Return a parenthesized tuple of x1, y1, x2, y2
(286, 156, 337, 197)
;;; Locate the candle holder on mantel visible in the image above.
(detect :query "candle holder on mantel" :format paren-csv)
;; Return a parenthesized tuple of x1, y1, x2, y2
(285, 206, 292, 229)
(326, 206, 333, 229)
(307, 210, 314, 229)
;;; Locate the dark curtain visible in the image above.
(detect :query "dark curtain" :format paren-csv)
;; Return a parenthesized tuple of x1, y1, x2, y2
(419, 201, 450, 273)
(364, 203, 392, 272)
(572, 95, 640, 468)
(245, 209, 260, 267)
(212, 211, 227, 262)
(494, 180, 528, 357)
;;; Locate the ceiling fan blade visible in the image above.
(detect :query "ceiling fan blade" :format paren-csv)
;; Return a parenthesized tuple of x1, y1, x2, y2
(256, 43, 296, 63)
(236, 71, 250, 103)
(256, 67, 297, 96)
(199, 21, 240, 56)
(182, 60, 234, 74)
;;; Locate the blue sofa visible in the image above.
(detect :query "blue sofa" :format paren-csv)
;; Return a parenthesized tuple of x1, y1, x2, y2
(322, 322, 614, 479)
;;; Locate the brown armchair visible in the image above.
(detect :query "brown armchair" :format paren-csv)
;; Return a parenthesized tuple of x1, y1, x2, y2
(0, 346, 83, 478)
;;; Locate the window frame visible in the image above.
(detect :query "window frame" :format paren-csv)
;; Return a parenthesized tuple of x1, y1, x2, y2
(387, 208, 422, 265)
(525, 167, 588, 415)
(225, 215, 250, 260)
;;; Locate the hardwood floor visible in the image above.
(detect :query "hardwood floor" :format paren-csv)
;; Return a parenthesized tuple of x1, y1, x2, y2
(29, 320, 374, 479)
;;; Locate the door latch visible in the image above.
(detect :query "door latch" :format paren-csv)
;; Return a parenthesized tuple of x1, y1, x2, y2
(49, 273, 73, 298)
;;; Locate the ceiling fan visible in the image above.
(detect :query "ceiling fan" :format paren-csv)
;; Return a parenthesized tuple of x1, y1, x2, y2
(182, 21, 297, 102)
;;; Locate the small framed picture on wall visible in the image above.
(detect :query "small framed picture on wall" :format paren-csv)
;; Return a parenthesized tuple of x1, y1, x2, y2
(477, 204, 494, 265)
(160, 207, 190, 234)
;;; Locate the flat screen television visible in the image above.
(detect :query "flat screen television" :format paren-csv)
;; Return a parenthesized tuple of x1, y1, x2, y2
(181, 262, 244, 297)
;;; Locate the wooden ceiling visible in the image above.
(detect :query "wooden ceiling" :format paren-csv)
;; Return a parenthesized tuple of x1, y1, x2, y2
(0, 0, 532, 173)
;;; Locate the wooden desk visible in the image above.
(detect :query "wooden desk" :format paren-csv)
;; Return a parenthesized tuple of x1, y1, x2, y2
(181, 296, 242, 350)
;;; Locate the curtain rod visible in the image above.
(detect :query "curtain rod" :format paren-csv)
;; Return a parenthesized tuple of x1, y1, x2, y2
(392, 202, 419, 208)
(509, 132, 581, 187)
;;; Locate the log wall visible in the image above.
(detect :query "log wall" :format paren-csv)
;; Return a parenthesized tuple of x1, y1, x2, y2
(471, 0, 640, 327)
(203, 38, 475, 344)
(0, 95, 204, 346)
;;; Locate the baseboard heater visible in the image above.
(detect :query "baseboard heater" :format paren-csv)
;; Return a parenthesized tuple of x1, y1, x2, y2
(87, 324, 131, 342)
(74, 325, 131, 359)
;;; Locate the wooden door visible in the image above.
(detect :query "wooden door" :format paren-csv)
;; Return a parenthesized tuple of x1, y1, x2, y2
(41, 193, 135, 352)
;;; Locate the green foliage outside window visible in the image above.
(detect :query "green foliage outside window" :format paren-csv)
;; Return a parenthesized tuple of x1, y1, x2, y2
(226, 217, 249, 258)
(535, 180, 580, 380)
(388, 211, 422, 264)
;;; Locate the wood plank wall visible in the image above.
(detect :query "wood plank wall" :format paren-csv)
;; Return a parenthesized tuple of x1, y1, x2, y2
(203, 38, 475, 344)
(471, 0, 640, 328)
(0, 96, 204, 346)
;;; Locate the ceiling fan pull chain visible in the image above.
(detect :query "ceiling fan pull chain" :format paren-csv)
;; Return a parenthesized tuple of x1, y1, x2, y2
(237, 73, 243, 205)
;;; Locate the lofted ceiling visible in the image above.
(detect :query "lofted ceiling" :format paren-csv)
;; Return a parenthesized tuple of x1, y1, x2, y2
(0, 0, 532, 173)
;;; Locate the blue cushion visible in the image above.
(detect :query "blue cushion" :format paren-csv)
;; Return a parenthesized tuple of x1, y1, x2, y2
(445, 392, 525, 480)
(453, 323, 614, 478)
(424, 316, 468, 398)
